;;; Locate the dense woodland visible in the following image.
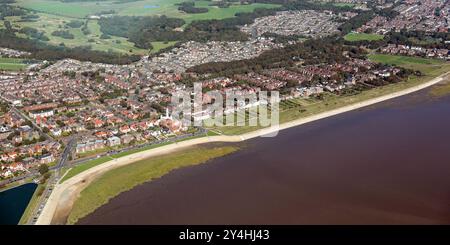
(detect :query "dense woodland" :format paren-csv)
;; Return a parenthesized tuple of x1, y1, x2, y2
(388, 31, 450, 49)
(0, 3, 26, 19)
(99, 15, 186, 49)
(177, 2, 209, 14)
(187, 37, 364, 75)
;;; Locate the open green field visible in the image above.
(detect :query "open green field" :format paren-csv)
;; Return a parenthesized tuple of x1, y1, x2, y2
(210, 54, 450, 135)
(0, 57, 29, 71)
(60, 156, 114, 184)
(67, 145, 238, 224)
(344, 32, 384, 42)
(15, 0, 280, 21)
(9, 0, 279, 54)
(368, 54, 446, 74)
(149, 41, 178, 53)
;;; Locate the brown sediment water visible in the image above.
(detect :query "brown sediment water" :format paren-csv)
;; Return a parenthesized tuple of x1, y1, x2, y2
(77, 88, 450, 225)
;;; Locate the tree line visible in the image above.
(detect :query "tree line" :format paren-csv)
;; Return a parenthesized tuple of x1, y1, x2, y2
(343, 30, 450, 50)
(0, 29, 140, 64)
(186, 36, 364, 76)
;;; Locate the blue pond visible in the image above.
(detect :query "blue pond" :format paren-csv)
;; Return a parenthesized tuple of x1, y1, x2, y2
(0, 183, 37, 225)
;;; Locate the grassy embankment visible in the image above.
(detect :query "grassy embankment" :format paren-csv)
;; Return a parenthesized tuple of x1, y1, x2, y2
(66, 145, 238, 224)
(210, 54, 450, 135)
(344, 32, 384, 42)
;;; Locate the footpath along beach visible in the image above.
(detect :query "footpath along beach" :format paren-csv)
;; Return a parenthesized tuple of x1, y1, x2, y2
(35, 72, 449, 225)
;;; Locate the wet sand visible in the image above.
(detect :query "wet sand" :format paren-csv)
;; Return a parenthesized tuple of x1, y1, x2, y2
(78, 88, 450, 225)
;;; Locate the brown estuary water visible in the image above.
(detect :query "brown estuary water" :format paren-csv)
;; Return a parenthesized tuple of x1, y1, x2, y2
(78, 87, 450, 225)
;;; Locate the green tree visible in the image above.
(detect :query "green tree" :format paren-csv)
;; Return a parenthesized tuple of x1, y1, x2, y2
(38, 164, 49, 175)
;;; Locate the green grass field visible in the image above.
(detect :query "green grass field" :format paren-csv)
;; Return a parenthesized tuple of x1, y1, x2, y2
(149, 41, 178, 53)
(344, 32, 384, 42)
(67, 145, 238, 224)
(15, 0, 280, 21)
(368, 54, 445, 66)
(9, 0, 279, 54)
(368, 54, 446, 74)
(211, 54, 450, 135)
(60, 156, 114, 184)
(0, 57, 28, 71)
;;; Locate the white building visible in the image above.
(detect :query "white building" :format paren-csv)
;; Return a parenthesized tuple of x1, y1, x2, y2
(29, 110, 54, 119)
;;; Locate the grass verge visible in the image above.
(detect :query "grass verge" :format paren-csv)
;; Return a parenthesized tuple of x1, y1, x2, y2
(67, 145, 238, 224)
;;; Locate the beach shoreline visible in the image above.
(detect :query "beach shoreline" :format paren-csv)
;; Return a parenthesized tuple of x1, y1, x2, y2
(35, 72, 449, 225)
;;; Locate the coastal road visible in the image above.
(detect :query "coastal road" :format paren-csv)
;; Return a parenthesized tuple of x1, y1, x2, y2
(0, 172, 37, 188)
(26, 138, 76, 225)
(68, 128, 207, 168)
(2, 127, 206, 189)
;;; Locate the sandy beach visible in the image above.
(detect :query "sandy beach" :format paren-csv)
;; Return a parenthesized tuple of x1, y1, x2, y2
(35, 72, 449, 225)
